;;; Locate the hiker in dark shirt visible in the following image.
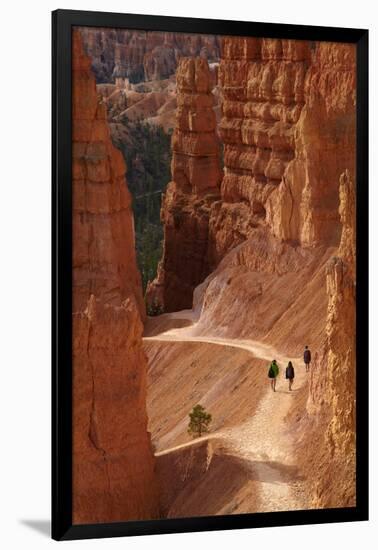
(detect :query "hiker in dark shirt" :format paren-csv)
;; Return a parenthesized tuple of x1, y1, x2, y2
(285, 361, 295, 391)
(304, 345, 311, 372)
(268, 359, 279, 392)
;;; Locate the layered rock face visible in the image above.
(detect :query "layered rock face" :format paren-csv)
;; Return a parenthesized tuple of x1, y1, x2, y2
(305, 170, 356, 507)
(72, 31, 159, 524)
(142, 37, 356, 510)
(211, 39, 356, 507)
(212, 38, 356, 261)
(325, 170, 356, 456)
(211, 38, 310, 261)
(267, 43, 356, 247)
(80, 28, 220, 83)
(146, 58, 222, 311)
(151, 38, 356, 323)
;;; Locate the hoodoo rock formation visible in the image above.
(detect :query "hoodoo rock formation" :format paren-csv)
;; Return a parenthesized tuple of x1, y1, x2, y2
(266, 42, 356, 247)
(72, 31, 159, 524)
(211, 38, 311, 260)
(325, 170, 356, 461)
(182, 39, 356, 354)
(146, 57, 222, 311)
(145, 37, 356, 509)
(72, 27, 357, 516)
(305, 170, 356, 507)
(150, 38, 356, 331)
(212, 38, 356, 258)
(80, 28, 220, 83)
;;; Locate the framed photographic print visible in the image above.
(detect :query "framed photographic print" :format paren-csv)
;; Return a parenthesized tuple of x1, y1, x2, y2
(52, 9, 368, 541)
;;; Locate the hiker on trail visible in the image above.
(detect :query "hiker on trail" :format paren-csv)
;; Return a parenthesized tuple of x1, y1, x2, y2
(285, 361, 295, 391)
(268, 359, 279, 392)
(304, 345, 311, 373)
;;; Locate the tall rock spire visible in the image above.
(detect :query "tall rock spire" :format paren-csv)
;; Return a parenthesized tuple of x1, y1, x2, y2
(72, 30, 159, 524)
(146, 57, 221, 312)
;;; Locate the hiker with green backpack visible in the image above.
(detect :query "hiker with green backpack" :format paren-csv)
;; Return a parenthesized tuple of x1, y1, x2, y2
(268, 359, 279, 392)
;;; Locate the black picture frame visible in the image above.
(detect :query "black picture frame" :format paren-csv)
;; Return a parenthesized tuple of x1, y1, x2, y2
(52, 9, 369, 541)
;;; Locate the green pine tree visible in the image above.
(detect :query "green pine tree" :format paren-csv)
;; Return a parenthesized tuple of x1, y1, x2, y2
(188, 404, 212, 438)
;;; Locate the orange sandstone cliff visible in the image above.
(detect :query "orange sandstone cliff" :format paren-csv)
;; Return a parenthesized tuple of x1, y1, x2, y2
(202, 39, 356, 506)
(151, 38, 356, 351)
(72, 31, 159, 524)
(147, 37, 356, 508)
(146, 58, 222, 311)
(212, 38, 310, 259)
(304, 170, 356, 507)
(212, 37, 356, 256)
(266, 42, 356, 247)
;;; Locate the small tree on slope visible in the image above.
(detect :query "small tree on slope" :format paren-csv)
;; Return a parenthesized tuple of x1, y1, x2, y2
(188, 404, 212, 438)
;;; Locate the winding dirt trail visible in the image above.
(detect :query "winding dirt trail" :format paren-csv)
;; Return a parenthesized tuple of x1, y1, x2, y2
(144, 313, 309, 512)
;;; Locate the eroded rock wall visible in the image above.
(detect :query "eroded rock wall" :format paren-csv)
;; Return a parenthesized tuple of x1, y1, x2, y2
(267, 43, 356, 247)
(210, 38, 310, 261)
(212, 38, 356, 261)
(143, 36, 356, 509)
(146, 58, 222, 311)
(72, 31, 159, 524)
(151, 38, 356, 323)
(324, 170, 356, 457)
(305, 170, 356, 507)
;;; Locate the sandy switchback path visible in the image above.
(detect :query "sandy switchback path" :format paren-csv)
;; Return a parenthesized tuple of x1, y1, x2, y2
(144, 312, 309, 512)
